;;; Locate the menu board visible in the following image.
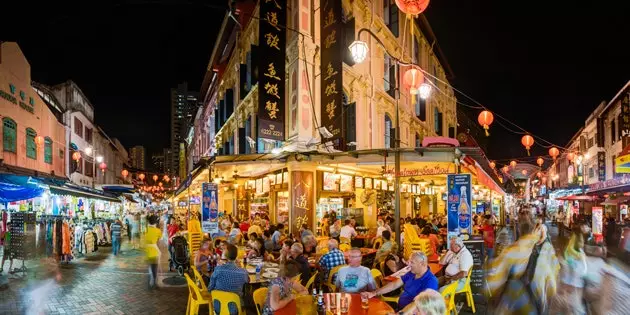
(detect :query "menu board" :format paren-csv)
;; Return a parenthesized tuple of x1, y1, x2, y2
(355, 176, 363, 188)
(374, 179, 381, 190)
(323, 172, 339, 191)
(283, 172, 289, 183)
(365, 178, 373, 189)
(247, 180, 255, 190)
(269, 174, 276, 185)
(263, 177, 271, 193)
(340, 174, 353, 192)
(256, 178, 263, 194)
(463, 239, 485, 295)
(276, 173, 283, 185)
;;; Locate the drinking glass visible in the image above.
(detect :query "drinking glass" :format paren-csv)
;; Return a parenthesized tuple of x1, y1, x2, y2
(340, 294, 349, 313)
(329, 294, 337, 312)
(361, 294, 369, 309)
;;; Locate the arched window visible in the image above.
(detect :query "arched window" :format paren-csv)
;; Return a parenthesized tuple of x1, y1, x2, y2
(415, 133, 421, 148)
(2, 117, 17, 153)
(44, 137, 53, 164)
(384, 114, 393, 149)
(26, 128, 37, 159)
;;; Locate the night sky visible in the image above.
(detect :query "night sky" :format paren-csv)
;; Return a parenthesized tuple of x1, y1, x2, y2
(4, 0, 629, 164)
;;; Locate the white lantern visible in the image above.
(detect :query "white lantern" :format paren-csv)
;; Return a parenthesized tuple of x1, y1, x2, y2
(348, 40, 369, 64)
(418, 83, 432, 99)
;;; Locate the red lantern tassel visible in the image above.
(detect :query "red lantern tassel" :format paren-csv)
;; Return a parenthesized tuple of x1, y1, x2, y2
(484, 126, 490, 137)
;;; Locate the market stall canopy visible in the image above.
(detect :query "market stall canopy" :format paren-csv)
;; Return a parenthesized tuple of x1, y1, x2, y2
(0, 174, 45, 203)
(99, 185, 135, 193)
(600, 196, 630, 205)
(555, 195, 599, 201)
(48, 183, 121, 203)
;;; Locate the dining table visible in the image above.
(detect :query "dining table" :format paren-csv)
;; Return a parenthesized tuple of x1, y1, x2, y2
(246, 260, 280, 284)
(273, 293, 395, 315)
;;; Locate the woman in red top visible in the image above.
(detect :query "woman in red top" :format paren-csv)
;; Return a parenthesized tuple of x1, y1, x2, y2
(480, 217, 495, 259)
(167, 217, 179, 271)
(419, 225, 441, 260)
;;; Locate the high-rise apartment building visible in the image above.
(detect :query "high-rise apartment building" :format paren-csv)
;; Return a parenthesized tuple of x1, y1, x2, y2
(151, 153, 165, 173)
(170, 82, 199, 176)
(129, 145, 146, 170)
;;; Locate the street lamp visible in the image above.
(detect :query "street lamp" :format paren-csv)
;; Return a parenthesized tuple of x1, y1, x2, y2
(349, 40, 368, 64)
(418, 83, 432, 100)
(85, 146, 104, 188)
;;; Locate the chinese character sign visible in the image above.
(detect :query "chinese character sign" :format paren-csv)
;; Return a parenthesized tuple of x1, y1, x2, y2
(257, 0, 286, 141)
(621, 89, 630, 136)
(202, 183, 219, 233)
(447, 174, 472, 238)
(592, 206, 603, 235)
(291, 171, 314, 233)
(320, 0, 343, 142)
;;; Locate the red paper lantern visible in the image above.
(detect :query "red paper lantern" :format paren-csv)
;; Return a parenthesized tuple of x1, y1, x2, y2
(521, 169, 528, 175)
(549, 147, 560, 160)
(567, 152, 575, 162)
(138, 173, 145, 181)
(521, 135, 535, 156)
(158, 182, 163, 187)
(121, 169, 129, 178)
(395, 0, 431, 15)
(502, 166, 509, 173)
(536, 157, 544, 167)
(72, 151, 81, 161)
(510, 160, 517, 168)
(99, 162, 107, 172)
(152, 174, 158, 182)
(163, 175, 169, 182)
(489, 161, 496, 169)
(477, 111, 494, 136)
(403, 67, 424, 94)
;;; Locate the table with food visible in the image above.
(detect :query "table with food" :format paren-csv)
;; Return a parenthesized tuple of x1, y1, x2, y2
(273, 292, 395, 315)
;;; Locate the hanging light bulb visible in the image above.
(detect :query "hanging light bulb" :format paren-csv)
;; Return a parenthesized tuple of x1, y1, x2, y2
(348, 40, 369, 64)
(418, 83, 432, 99)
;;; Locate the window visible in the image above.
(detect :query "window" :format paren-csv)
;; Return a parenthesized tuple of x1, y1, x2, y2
(2, 117, 17, 153)
(588, 167, 594, 179)
(434, 108, 442, 135)
(587, 136, 594, 148)
(415, 133, 421, 148)
(85, 127, 93, 143)
(44, 137, 53, 164)
(415, 95, 426, 121)
(26, 128, 37, 159)
(383, 0, 399, 37)
(384, 53, 391, 93)
(74, 117, 83, 138)
(611, 119, 616, 144)
(385, 114, 393, 148)
(84, 161, 93, 177)
(618, 113, 624, 140)
(448, 126, 455, 138)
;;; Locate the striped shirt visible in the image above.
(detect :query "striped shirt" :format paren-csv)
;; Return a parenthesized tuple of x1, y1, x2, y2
(111, 222, 122, 239)
(486, 234, 559, 314)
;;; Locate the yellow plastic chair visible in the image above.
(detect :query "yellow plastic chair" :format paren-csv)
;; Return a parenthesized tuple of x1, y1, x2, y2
(210, 290, 243, 315)
(372, 237, 383, 249)
(371, 269, 383, 287)
(323, 264, 346, 292)
(340, 237, 351, 244)
(455, 268, 475, 313)
(339, 243, 351, 252)
(191, 268, 210, 298)
(184, 274, 211, 315)
(305, 270, 319, 291)
(292, 273, 302, 283)
(253, 287, 268, 315)
(441, 281, 458, 315)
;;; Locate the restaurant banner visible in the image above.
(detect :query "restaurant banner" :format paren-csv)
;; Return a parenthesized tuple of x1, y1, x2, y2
(320, 0, 343, 143)
(236, 185, 249, 221)
(621, 89, 630, 136)
(257, 0, 286, 141)
(291, 171, 314, 233)
(202, 183, 219, 233)
(599, 152, 607, 179)
(447, 174, 472, 243)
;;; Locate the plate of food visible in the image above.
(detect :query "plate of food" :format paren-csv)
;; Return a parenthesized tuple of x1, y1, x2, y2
(246, 266, 257, 274)
(265, 262, 279, 268)
(263, 271, 278, 279)
(266, 267, 280, 273)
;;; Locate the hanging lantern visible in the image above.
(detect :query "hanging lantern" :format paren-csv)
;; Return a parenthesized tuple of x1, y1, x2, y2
(403, 67, 424, 94)
(477, 110, 494, 136)
(72, 151, 81, 161)
(121, 169, 129, 178)
(99, 162, 107, 172)
(35, 135, 44, 145)
(521, 135, 535, 156)
(394, 0, 431, 15)
(536, 157, 544, 167)
(158, 182, 163, 187)
(138, 173, 145, 181)
(163, 175, 169, 182)
(152, 174, 158, 182)
(567, 152, 575, 162)
(549, 147, 560, 160)
(521, 169, 528, 175)
(502, 165, 509, 173)
(489, 161, 496, 169)
(165, 176, 171, 183)
(510, 160, 517, 168)
(537, 171, 542, 178)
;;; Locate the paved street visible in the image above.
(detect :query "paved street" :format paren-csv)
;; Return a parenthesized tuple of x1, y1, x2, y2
(0, 239, 189, 315)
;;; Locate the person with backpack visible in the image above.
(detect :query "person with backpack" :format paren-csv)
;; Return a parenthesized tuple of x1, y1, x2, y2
(486, 211, 559, 314)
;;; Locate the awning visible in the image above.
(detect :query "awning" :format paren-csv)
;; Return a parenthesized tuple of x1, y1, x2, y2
(49, 185, 121, 203)
(555, 195, 598, 201)
(0, 174, 45, 203)
(600, 196, 630, 206)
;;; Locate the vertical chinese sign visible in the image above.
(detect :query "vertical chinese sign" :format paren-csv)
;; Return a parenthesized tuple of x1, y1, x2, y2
(202, 183, 219, 234)
(291, 171, 313, 234)
(447, 174, 472, 244)
(236, 185, 249, 221)
(598, 152, 606, 180)
(257, 0, 286, 142)
(320, 0, 343, 144)
(622, 89, 630, 148)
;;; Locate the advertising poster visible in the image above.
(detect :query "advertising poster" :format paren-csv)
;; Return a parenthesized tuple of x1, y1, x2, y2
(202, 183, 219, 233)
(447, 174, 472, 239)
(592, 206, 603, 235)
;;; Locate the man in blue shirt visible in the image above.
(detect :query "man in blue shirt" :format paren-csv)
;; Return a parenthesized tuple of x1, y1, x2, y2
(318, 239, 346, 283)
(271, 223, 284, 250)
(364, 251, 438, 310)
(209, 244, 249, 314)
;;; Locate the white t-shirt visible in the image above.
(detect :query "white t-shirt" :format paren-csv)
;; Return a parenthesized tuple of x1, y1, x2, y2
(376, 226, 387, 238)
(444, 247, 473, 277)
(340, 225, 357, 239)
(335, 265, 377, 293)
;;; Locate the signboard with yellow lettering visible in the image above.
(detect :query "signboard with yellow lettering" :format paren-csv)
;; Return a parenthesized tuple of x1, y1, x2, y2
(615, 153, 630, 173)
(291, 171, 314, 233)
(257, 0, 286, 142)
(320, 0, 343, 143)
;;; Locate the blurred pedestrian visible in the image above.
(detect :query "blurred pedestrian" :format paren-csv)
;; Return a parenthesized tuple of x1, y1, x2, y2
(144, 215, 163, 290)
(111, 219, 122, 256)
(549, 225, 588, 314)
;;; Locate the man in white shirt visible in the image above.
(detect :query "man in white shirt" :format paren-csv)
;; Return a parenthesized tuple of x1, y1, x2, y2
(335, 248, 377, 293)
(438, 236, 473, 292)
(340, 219, 357, 240)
